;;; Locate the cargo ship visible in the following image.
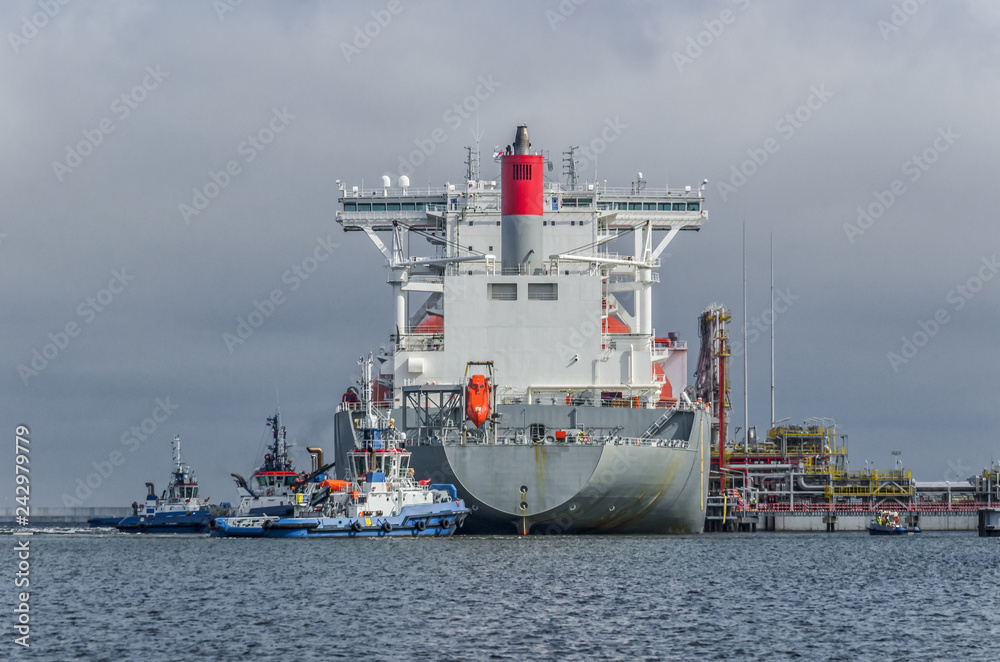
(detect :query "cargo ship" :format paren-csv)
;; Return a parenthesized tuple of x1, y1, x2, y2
(333, 124, 713, 534)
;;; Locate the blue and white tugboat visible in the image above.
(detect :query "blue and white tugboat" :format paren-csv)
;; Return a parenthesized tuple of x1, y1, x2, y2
(212, 356, 469, 538)
(227, 409, 329, 517)
(116, 435, 214, 533)
(867, 510, 920, 535)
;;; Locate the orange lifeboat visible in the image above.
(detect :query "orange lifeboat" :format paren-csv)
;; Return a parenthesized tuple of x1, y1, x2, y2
(465, 374, 491, 428)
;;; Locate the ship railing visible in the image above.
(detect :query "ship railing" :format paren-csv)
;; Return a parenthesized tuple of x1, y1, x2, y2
(552, 183, 703, 197)
(598, 435, 691, 448)
(337, 401, 393, 413)
(340, 185, 461, 198)
(339, 184, 705, 204)
(393, 333, 444, 352)
(740, 501, 993, 514)
(443, 434, 688, 448)
(337, 210, 432, 222)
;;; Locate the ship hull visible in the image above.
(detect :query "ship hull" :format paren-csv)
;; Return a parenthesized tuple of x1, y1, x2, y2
(335, 405, 709, 535)
(116, 511, 213, 534)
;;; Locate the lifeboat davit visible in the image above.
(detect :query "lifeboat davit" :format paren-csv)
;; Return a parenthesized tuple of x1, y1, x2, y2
(465, 374, 491, 428)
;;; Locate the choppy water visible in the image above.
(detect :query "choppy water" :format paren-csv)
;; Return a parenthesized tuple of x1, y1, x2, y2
(3, 529, 999, 661)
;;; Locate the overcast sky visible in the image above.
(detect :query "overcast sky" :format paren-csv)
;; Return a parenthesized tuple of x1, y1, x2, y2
(3, 0, 999, 509)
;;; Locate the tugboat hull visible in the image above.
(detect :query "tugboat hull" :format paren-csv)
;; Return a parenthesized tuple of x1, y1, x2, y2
(868, 524, 920, 536)
(116, 511, 213, 534)
(210, 503, 468, 538)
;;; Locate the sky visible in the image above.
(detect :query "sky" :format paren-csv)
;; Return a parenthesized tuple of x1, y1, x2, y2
(3, 0, 999, 509)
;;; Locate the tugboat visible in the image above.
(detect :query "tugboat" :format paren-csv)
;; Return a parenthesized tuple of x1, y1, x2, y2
(211, 355, 469, 538)
(868, 510, 920, 535)
(228, 409, 331, 517)
(115, 435, 214, 533)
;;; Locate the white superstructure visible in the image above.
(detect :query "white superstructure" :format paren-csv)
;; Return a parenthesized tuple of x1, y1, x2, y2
(338, 171, 707, 410)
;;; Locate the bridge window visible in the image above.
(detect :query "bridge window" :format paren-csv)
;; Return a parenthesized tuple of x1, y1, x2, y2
(372, 203, 385, 212)
(353, 456, 367, 477)
(628, 202, 642, 210)
(687, 202, 700, 211)
(415, 202, 426, 211)
(387, 203, 400, 211)
(402, 202, 416, 211)
(344, 202, 357, 212)
(489, 283, 517, 300)
(672, 203, 685, 211)
(357, 203, 371, 212)
(658, 203, 671, 211)
(643, 203, 656, 211)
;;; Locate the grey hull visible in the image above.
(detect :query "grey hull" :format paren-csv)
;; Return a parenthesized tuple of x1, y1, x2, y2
(334, 405, 709, 535)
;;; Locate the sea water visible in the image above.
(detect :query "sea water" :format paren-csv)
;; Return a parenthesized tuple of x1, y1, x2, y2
(3, 530, 999, 661)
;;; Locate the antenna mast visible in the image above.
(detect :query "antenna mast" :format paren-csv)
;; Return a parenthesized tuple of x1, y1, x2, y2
(743, 220, 748, 453)
(562, 146, 579, 188)
(465, 145, 479, 183)
(770, 232, 775, 427)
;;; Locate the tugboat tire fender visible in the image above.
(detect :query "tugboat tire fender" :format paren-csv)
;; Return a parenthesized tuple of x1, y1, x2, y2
(381, 521, 393, 533)
(438, 518, 451, 529)
(350, 521, 363, 533)
(414, 519, 427, 531)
